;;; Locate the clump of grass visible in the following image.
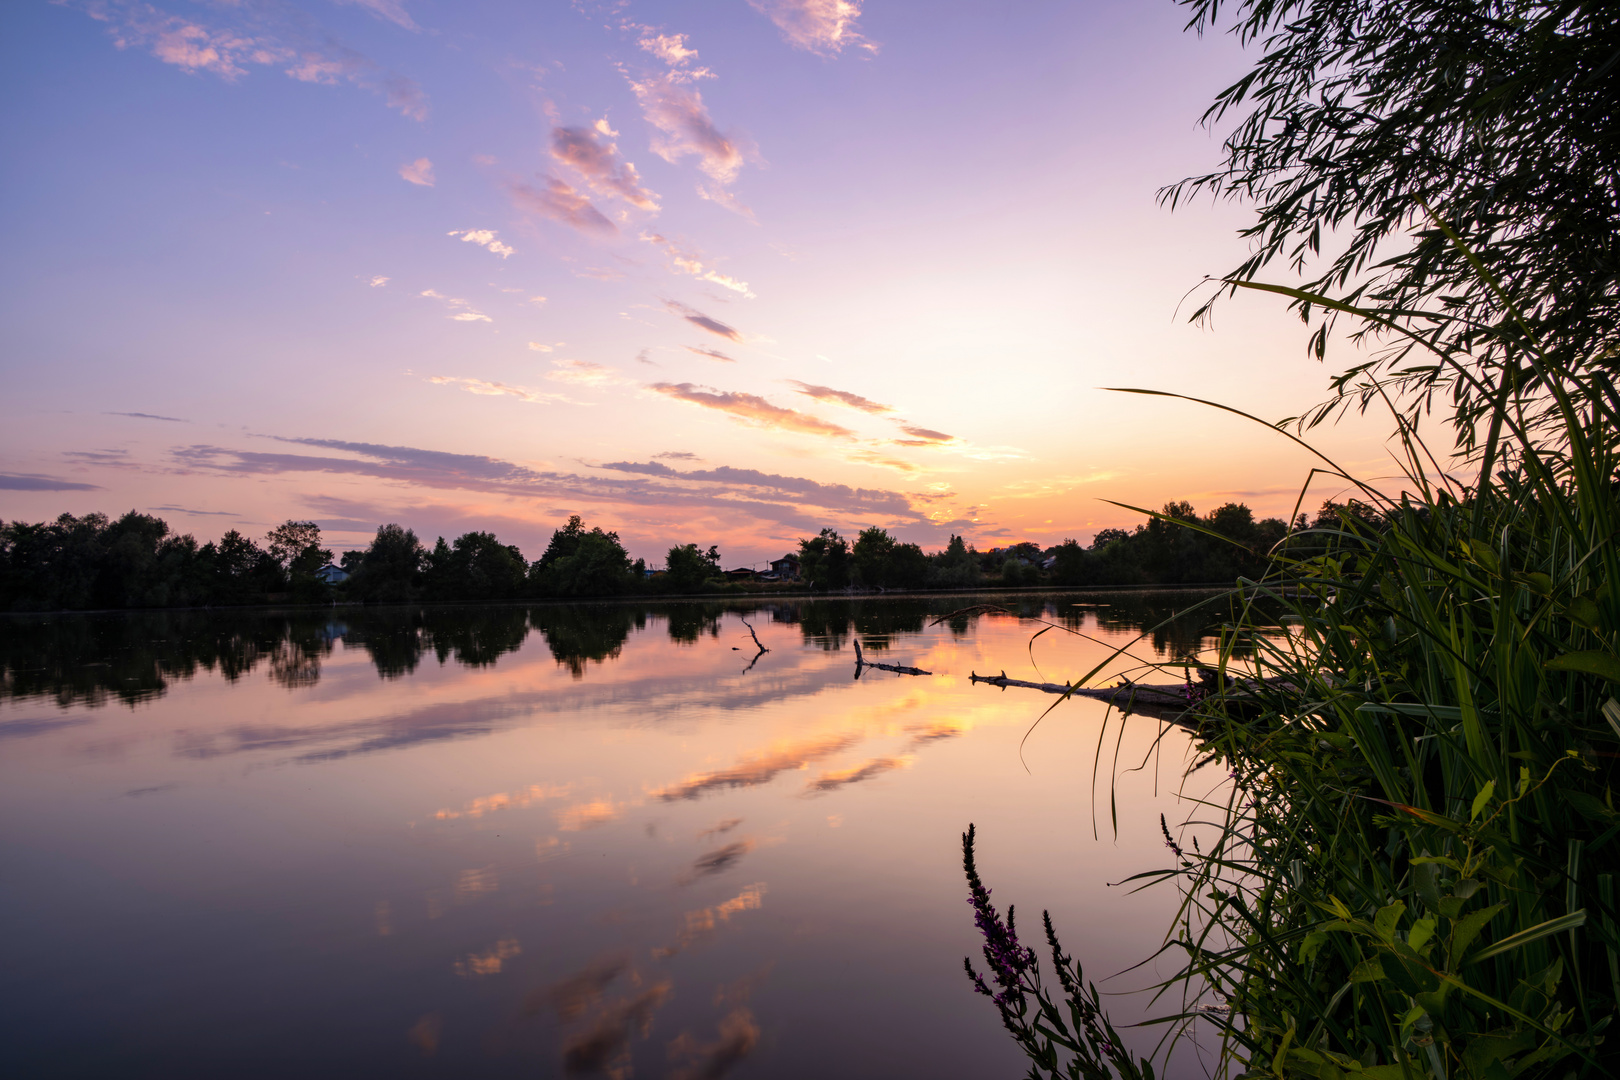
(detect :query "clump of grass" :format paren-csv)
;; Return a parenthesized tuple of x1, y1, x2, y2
(965, 239, 1620, 1077)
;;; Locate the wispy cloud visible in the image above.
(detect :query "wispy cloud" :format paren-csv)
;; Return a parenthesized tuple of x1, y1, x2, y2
(664, 300, 741, 340)
(626, 72, 747, 185)
(636, 30, 714, 79)
(598, 460, 914, 515)
(748, 0, 876, 56)
(647, 384, 855, 439)
(642, 233, 754, 297)
(893, 423, 955, 445)
(546, 359, 630, 388)
(447, 228, 514, 258)
(337, 0, 419, 32)
(550, 123, 660, 211)
(419, 288, 491, 321)
(509, 176, 616, 235)
(0, 473, 101, 492)
(399, 157, 434, 186)
(429, 376, 574, 404)
(654, 451, 700, 461)
(684, 346, 735, 362)
(368, 275, 389, 287)
(788, 382, 892, 415)
(73, 0, 430, 119)
(105, 411, 187, 422)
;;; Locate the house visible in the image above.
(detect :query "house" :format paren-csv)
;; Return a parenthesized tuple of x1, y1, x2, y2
(765, 554, 800, 581)
(724, 567, 757, 581)
(314, 563, 349, 585)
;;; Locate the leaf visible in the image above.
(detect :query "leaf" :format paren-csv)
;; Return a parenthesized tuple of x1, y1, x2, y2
(1350, 957, 1386, 982)
(1373, 901, 1406, 942)
(1468, 911, 1587, 964)
(1408, 915, 1438, 952)
(1448, 902, 1506, 969)
(1566, 596, 1603, 630)
(1546, 651, 1620, 683)
(1471, 779, 1496, 822)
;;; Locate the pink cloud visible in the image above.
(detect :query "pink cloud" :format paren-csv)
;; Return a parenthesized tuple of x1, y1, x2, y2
(647, 383, 855, 440)
(788, 381, 892, 414)
(665, 300, 741, 340)
(747, 0, 876, 57)
(550, 125, 660, 211)
(399, 158, 434, 186)
(626, 73, 746, 184)
(510, 176, 617, 235)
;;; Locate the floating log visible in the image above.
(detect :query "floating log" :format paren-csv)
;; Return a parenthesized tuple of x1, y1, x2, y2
(852, 638, 931, 677)
(969, 670, 1192, 711)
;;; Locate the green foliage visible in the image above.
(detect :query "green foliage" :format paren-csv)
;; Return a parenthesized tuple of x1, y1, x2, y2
(799, 528, 852, 590)
(530, 517, 635, 597)
(422, 531, 528, 602)
(1166, 0, 1620, 435)
(349, 523, 426, 603)
(852, 526, 929, 590)
(663, 542, 722, 593)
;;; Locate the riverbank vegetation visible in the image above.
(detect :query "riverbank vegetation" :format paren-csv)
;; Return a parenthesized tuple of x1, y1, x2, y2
(963, 0, 1620, 1076)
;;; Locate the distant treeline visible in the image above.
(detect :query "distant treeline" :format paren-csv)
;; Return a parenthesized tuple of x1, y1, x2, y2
(0, 499, 1345, 612)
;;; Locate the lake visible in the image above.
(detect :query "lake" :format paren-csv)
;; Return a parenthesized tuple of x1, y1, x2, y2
(0, 592, 1234, 1078)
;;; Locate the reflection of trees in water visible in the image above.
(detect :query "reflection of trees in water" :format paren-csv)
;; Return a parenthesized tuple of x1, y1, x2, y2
(532, 605, 639, 679)
(0, 591, 1284, 708)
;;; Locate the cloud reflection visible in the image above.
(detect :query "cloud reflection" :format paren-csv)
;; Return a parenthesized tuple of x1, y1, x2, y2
(650, 732, 859, 801)
(803, 754, 913, 794)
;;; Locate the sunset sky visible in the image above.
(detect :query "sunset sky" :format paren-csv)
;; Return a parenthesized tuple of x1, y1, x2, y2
(0, 0, 1399, 566)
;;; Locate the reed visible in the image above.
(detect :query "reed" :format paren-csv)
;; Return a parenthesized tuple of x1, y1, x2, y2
(964, 246, 1620, 1078)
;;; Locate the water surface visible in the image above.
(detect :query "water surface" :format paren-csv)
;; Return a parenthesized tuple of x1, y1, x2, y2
(0, 593, 1234, 1078)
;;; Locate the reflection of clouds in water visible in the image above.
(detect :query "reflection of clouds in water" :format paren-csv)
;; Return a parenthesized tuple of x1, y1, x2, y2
(434, 782, 574, 820)
(804, 755, 913, 794)
(677, 839, 755, 885)
(650, 732, 858, 801)
(905, 720, 964, 746)
(453, 937, 520, 977)
(374, 900, 392, 937)
(562, 981, 672, 1076)
(697, 816, 743, 840)
(536, 836, 571, 862)
(555, 797, 625, 832)
(668, 1006, 761, 1080)
(455, 866, 499, 901)
(526, 951, 630, 1021)
(656, 882, 766, 958)
(406, 1013, 442, 1056)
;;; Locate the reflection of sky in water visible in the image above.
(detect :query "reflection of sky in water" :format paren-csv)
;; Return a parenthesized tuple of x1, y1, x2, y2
(0, 595, 1235, 1077)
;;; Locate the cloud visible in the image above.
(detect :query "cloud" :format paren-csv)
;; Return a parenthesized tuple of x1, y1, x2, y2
(667, 1008, 761, 1080)
(527, 341, 561, 352)
(106, 411, 186, 422)
(0, 473, 101, 492)
(598, 461, 913, 515)
(647, 384, 855, 440)
(787, 382, 892, 415)
(429, 376, 573, 404)
(452, 938, 520, 978)
(546, 359, 630, 388)
(433, 783, 573, 821)
(447, 228, 514, 258)
(399, 157, 434, 186)
(685, 346, 735, 362)
(550, 125, 660, 210)
(626, 72, 746, 184)
(664, 300, 741, 340)
(696, 183, 756, 222)
(419, 288, 491, 321)
(575, 266, 626, 281)
(804, 755, 912, 794)
(152, 504, 239, 516)
(748, 0, 876, 56)
(637, 31, 711, 75)
(510, 176, 616, 235)
(654, 451, 700, 460)
(651, 733, 860, 801)
(642, 233, 754, 297)
(368, 275, 389, 287)
(893, 423, 955, 445)
(338, 0, 419, 32)
(76, 0, 430, 118)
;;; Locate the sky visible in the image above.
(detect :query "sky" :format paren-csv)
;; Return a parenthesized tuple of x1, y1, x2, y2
(0, 0, 1401, 567)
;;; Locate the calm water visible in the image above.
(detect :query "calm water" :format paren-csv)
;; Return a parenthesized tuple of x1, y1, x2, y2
(0, 593, 1234, 1078)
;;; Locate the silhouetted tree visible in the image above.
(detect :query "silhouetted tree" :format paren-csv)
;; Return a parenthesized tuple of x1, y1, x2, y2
(798, 528, 851, 590)
(663, 542, 721, 593)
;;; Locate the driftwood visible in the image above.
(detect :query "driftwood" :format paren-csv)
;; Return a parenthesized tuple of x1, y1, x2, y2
(852, 638, 932, 677)
(969, 670, 1204, 725)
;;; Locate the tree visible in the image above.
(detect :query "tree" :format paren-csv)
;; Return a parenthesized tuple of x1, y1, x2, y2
(1167, 0, 1620, 436)
(353, 524, 425, 603)
(423, 531, 527, 601)
(851, 526, 896, 588)
(664, 542, 720, 593)
(530, 517, 634, 597)
(266, 521, 325, 573)
(1047, 539, 1094, 587)
(798, 528, 850, 590)
(928, 534, 980, 589)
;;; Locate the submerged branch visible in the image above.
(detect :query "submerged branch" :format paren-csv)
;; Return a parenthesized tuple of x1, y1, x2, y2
(852, 638, 932, 677)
